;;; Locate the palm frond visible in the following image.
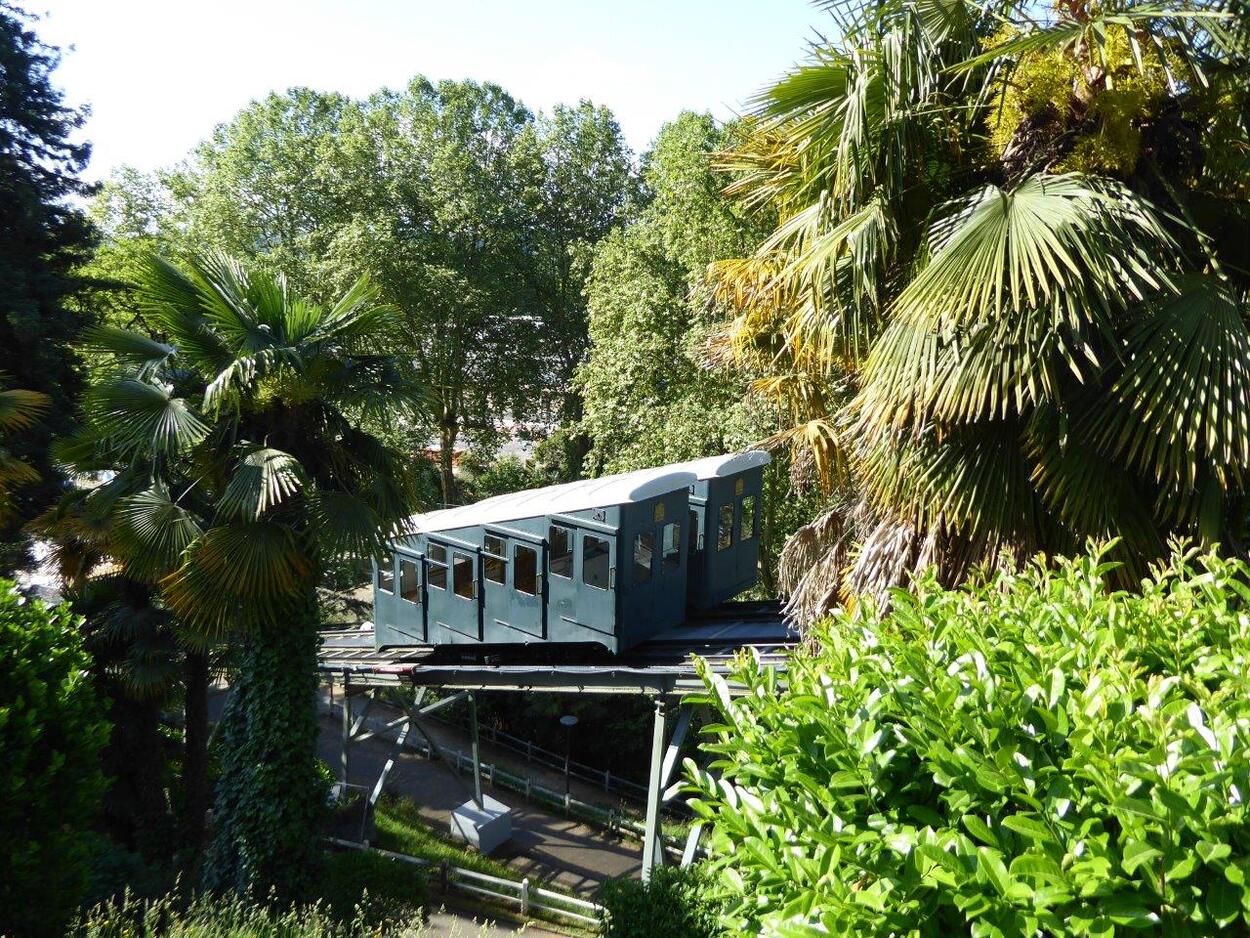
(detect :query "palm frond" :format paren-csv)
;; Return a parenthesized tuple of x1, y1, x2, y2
(83, 378, 211, 460)
(113, 486, 205, 583)
(82, 325, 177, 377)
(1089, 276, 1250, 487)
(894, 174, 1175, 334)
(216, 447, 308, 522)
(161, 522, 314, 637)
(0, 388, 50, 433)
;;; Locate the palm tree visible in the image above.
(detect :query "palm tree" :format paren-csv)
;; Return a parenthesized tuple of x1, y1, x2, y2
(0, 380, 49, 527)
(66, 252, 426, 897)
(711, 0, 1249, 618)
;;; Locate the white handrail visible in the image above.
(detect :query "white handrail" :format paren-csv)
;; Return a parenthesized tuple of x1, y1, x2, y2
(326, 837, 605, 929)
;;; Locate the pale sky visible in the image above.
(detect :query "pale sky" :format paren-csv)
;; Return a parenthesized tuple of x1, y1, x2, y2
(28, 0, 833, 182)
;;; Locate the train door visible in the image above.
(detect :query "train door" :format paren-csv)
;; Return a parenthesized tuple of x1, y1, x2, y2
(390, 550, 426, 643)
(481, 530, 545, 640)
(372, 553, 398, 641)
(736, 491, 759, 584)
(547, 520, 616, 642)
(426, 539, 482, 641)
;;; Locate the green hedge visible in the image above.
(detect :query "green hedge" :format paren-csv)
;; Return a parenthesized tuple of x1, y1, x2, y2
(0, 583, 109, 938)
(598, 865, 723, 938)
(689, 546, 1250, 936)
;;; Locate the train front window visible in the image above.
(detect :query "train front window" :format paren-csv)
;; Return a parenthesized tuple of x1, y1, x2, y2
(717, 503, 734, 551)
(633, 531, 653, 585)
(377, 556, 394, 593)
(583, 535, 610, 589)
(661, 522, 680, 571)
(549, 525, 573, 578)
(483, 534, 507, 584)
(428, 544, 447, 591)
(740, 495, 757, 541)
(514, 544, 538, 596)
(453, 552, 476, 600)
(399, 559, 420, 601)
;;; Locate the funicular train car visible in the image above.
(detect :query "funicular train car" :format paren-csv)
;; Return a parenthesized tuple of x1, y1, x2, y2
(670, 451, 770, 611)
(371, 452, 772, 653)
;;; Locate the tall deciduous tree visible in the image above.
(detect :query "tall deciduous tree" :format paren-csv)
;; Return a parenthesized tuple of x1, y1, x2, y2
(0, 3, 96, 570)
(713, 0, 1250, 618)
(577, 112, 769, 473)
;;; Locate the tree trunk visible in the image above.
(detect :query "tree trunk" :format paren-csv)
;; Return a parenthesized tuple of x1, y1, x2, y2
(439, 421, 458, 507)
(560, 388, 590, 481)
(203, 593, 325, 899)
(181, 648, 210, 861)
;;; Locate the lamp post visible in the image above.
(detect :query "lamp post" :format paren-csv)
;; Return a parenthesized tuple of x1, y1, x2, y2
(559, 714, 579, 797)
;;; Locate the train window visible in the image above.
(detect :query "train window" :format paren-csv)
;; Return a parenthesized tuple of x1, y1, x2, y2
(740, 495, 757, 541)
(483, 534, 506, 584)
(399, 559, 420, 601)
(428, 544, 447, 591)
(377, 556, 394, 593)
(717, 503, 734, 551)
(583, 535, 610, 589)
(662, 522, 680, 570)
(549, 525, 573, 578)
(633, 531, 653, 585)
(514, 544, 538, 595)
(689, 511, 700, 552)
(453, 552, 476, 600)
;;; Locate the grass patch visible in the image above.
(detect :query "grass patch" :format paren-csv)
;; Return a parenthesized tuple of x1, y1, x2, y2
(372, 796, 524, 884)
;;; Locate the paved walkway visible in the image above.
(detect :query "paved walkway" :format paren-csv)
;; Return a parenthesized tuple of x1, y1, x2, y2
(318, 696, 644, 892)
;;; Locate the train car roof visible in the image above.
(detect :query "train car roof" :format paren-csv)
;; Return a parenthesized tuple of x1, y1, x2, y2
(407, 465, 699, 534)
(668, 450, 771, 480)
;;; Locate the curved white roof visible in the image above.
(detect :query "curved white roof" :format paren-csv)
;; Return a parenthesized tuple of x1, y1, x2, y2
(668, 450, 771, 480)
(408, 465, 698, 534)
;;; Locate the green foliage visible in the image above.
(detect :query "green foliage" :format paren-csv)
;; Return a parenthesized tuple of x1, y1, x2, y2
(689, 545, 1250, 936)
(0, 4, 96, 570)
(598, 866, 724, 938)
(457, 452, 551, 501)
(205, 621, 328, 899)
(577, 112, 770, 477)
(711, 0, 1250, 614)
(320, 849, 427, 924)
(0, 582, 110, 938)
(72, 889, 411, 938)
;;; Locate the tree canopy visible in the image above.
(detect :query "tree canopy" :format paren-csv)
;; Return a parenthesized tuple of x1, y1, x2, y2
(0, 3, 96, 570)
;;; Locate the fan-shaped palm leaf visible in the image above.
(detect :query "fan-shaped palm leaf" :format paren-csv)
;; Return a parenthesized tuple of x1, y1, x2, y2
(0, 387, 50, 433)
(161, 522, 314, 637)
(83, 378, 211, 461)
(1090, 276, 1250, 487)
(216, 447, 308, 522)
(113, 486, 205, 583)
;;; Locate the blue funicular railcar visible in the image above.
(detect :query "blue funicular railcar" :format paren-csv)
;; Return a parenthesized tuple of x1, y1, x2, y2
(372, 464, 698, 652)
(371, 452, 773, 654)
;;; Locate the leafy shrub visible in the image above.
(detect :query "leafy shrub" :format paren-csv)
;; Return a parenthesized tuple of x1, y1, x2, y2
(598, 865, 723, 938)
(0, 583, 110, 938)
(321, 848, 427, 923)
(688, 546, 1250, 936)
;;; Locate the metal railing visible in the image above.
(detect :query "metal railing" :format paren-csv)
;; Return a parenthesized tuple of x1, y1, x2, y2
(420, 739, 689, 859)
(326, 837, 602, 929)
(431, 714, 649, 801)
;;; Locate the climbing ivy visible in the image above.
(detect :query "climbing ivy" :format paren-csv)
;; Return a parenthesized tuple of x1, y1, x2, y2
(203, 605, 327, 900)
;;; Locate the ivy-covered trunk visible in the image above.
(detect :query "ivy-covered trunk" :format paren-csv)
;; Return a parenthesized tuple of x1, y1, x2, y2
(204, 595, 326, 899)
